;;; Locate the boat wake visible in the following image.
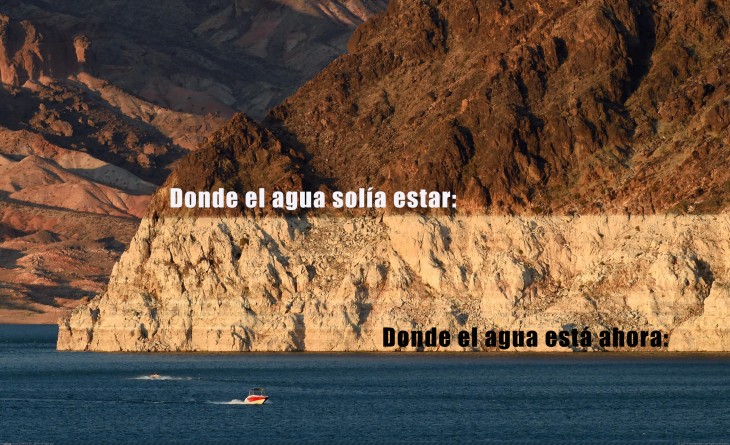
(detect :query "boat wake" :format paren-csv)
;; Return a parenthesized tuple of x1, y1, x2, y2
(208, 399, 247, 405)
(131, 375, 193, 381)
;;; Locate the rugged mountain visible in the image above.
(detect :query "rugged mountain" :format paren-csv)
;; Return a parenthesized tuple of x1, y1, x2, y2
(0, 13, 80, 85)
(59, 0, 730, 351)
(3, 0, 387, 119)
(0, 12, 224, 321)
(266, 0, 730, 214)
(0, 2, 384, 322)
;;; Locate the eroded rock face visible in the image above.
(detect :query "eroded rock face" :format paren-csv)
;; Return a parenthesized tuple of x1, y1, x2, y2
(0, 15, 224, 322)
(0, 14, 81, 86)
(267, 0, 730, 214)
(58, 0, 730, 351)
(57, 214, 730, 352)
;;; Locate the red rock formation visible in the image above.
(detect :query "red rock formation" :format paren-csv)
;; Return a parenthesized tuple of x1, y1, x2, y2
(73, 34, 92, 67)
(260, 0, 730, 215)
(0, 14, 81, 86)
(0, 1, 388, 322)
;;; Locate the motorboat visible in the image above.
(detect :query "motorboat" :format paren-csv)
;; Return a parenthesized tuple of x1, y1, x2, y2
(243, 388, 269, 405)
(148, 373, 162, 380)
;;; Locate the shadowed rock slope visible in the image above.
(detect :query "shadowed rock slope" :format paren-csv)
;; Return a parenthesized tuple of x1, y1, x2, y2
(3, 0, 387, 119)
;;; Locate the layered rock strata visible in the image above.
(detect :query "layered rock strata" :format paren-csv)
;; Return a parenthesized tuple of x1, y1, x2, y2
(58, 214, 730, 351)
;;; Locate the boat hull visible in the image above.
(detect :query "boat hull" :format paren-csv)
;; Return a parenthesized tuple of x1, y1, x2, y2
(243, 395, 269, 405)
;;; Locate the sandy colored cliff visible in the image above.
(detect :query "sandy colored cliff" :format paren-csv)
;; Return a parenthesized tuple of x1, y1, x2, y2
(58, 214, 730, 351)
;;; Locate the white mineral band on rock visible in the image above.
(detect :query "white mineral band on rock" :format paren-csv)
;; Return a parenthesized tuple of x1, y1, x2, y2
(58, 214, 730, 352)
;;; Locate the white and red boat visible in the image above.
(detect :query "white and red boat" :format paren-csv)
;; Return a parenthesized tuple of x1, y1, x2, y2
(243, 388, 269, 405)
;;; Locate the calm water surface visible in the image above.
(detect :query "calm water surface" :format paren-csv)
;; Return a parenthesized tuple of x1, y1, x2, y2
(1, 325, 728, 444)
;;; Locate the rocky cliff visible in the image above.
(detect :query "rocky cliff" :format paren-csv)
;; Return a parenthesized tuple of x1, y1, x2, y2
(59, 0, 730, 351)
(266, 0, 730, 213)
(58, 213, 730, 351)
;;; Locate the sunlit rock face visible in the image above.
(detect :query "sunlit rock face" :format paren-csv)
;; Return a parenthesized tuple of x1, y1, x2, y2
(0, 0, 384, 321)
(58, 214, 730, 352)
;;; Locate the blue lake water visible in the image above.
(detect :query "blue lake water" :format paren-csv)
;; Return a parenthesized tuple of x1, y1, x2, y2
(0, 324, 728, 444)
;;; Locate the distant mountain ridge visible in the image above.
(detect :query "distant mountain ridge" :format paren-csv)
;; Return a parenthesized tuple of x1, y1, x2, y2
(3, 0, 387, 119)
